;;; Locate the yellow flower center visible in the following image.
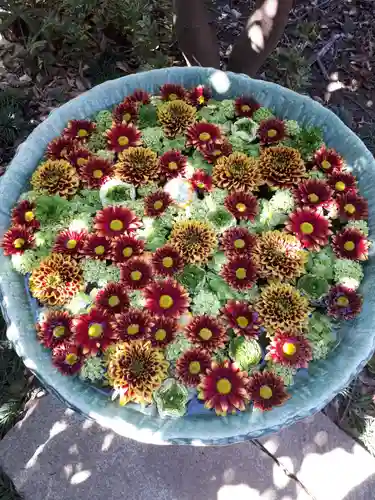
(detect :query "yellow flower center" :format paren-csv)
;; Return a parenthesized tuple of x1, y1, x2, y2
(216, 378, 232, 395)
(336, 296, 349, 307)
(127, 324, 140, 335)
(153, 200, 163, 210)
(308, 193, 319, 203)
(234, 238, 245, 249)
(53, 325, 65, 338)
(241, 104, 251, 112)
(123, 247, 133, 258)
(88, 323, 103, 338)
(321, 159, 331, 170)
(235, 267, 247, 280)
(108, 295, 120, 307)
(236, 203, 246, 213)
(77, 129, 88, 137)
(199, 132, 211, 142)
(300, 222, 314, 235)
(199, 328, 213, 341)
(189, 361, 201, 374)
(159, 295, 174, 309)
(267, 129, 278, 138)
(168, 161, 178, 170)
(118, 136, 129, 146)
(77, 157, 88, 167)
(13, 238, 25, 249)
(24, 211, 34, 222)
(344, 203, 356, 215)
(169, 93, 178, 101)
(155, 329, 167, 341)
(123, 113, 131, 122)
(236, 316, 249, 328)
(335, 181, 346, 192)
(282, 342, 297, 356)
(130, 270, 142, 281)
(65, 353, 78, 365)
(213, 150, 222, 156)
(162, 257, 173, 268)
(66, 239, 77, 249)
(197, 182, 205, 189)
(93, 169, 103, 179)
(95, 245, 105, 255)
(259, 385, 273, 399)
(198, 96, 205, 105)
(344, 241, 355, 251)
(110, 219, 124, 231)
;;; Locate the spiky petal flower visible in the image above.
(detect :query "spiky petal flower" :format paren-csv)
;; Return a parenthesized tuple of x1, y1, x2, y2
(1, 226, 34, 255)
(95, 282, 130, 315)
(147, 316, 178, 348)
(176, 348, 212, 387)
(63, 119, 96, 140)
(184, 315, 228, 352)
(221, 227, 256, 258)
(158, 150, 188, 179)
(224, 191, 258, 220)
(190, 169, 212, 192)
(106, 340, 169, 405)
(11, 201, 39, 230)
(73, 308, 115, 355)
(29, 254, 83, 306)
(221, 257, 257, 290)
(266, 331, 313, 368)
(112, 99, 138, 124)
(128, 89, 150, 105)
(52, 342, 83, 375)
(152, 245, 184, 276)
(258, 118, 286, 145)
(213, 152, 263, 191)
(67, 147, 92, 171)
(314, 146, 343, 174)
(255, 282, 309, 333)
(328, 171, 357, 196)
(187, 85, 212, 108)
(337, 192, 368, 221)
(106, 123, 142, 153)
(221, 300, 261, 338)
(286, 208, 331, 250)
(82, 234, 112, 260)
(294, 179, 333, 209)
(120, 257, 152, 290)
(332, 227, 368, 261)
(94, 206, 141, 238)
(252, 230, 307, 281)
(247, 371, 289, 411)
(111, 308, 151, 342)
(144, 190, 173, 217)
(186, 122, 222, 148)
(198, 360, 250, 416)
(46, 136, 75, 160)
(160, 83, 186, 102)
(31, 160, 79, 197)
(115, 146, 159, 186)
(81, 157, 113, 188)
(111, 234, 145, 263)
(259, 146, 306, 189)
(37, 310, 73, 348)
(169, 220, 217, 264)
(327, 285, 362, 320)
(235, 96, 260, 118)
(143, 279, 190, 318)
(53, 229, 87, 257)
(157, 100, 197, 138)
(201, 140, 233, 164)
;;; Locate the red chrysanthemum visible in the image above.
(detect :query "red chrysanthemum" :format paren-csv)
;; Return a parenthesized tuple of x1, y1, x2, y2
(111, 308, 151, 342)
(286, 208, 331, 250)
(46, 136, 75, 160)
(258, 119, 286, 145)
(328, 170, 357, 196)
(147, 316, 178, 348)
(82, 234, 112, 260)
(51, 342, 83, 375)
(234, 96, 260, 118)
(247, 371, 289, 411)
(184, 315, 228, 352)
(332, 227, 368, 261)
(158, 150, 188, 179)
(11, 200, 40, 230)
(314, 146, 343, 174)
(160, 83, 186, 102)
(221, 257, 257, 290)
(37, 310, 73, 349)
(143, 279, 190, 318)
(120, 257, 153, 290)
(73, 308, 115, 355)
(266, 331, 312, 368)
(144, 190, 173, 217)
(94, 206, 141, 238)
(186, 122, 222, 148)
(106, 123, 142, 153)
(200, 140, 233, 164)
(176, 348, 212, 387)
(187, 85, 212, 108)
(1, 226, 34, 255)
(221, 227, 256, 258)
(80, 157, 113, 188)
(190, 169, 212, 192)
(198, 360, 250, 416)
(113, 98, 138, 124)
(337, 192, 368, 221)
(128, 89, 151, 105)
(53, 229, 87, 257)
(152, 245, 184, 276)
(294, 179, 333, 210)
(95, 282, 130, 316)
(327, 285, 362, 320)
(224, 191, 258, 221)
(67, 147, 92, 171)
(221, 300, 261, 338)
(111, 234, 145, 263)
(63, 119, 96, 141)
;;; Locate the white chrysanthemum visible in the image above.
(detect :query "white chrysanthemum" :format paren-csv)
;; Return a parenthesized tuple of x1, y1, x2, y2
(269, 189, 295, 214)
(333, 258, 364, 290)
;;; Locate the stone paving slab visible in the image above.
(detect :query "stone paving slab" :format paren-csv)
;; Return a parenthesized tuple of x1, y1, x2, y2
(0, 395, 310, 500)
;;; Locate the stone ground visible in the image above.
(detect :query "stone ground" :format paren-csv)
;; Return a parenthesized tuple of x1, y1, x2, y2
(0, 395, 374, 500)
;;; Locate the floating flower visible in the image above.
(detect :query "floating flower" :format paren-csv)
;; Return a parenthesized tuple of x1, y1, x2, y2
(152, 245, 184, 276)
(259, 146, 306, 189)
(337, 192, 368, 221)
(112, 99, 138, 124)
(328, 171, 357, 196)
(169, 220, 217, 264)
(213, 152, 262, 191)
(184, 315, 228, 351)
(53, 229, 87, 257)
(176, 348, 212, 387)
(95, 282, 129, 315)
(106, 123, 142, 153)
(294, 179, 333, 209)
(197, 360, 250, 416)
(234, 96, 260, 118)
(73, 308, 115, 354)
(186, 122, 222, 148)
(112, 308, 151, 342)
(252, 230, 307, 281)
(221, 257, 257, 290)
(247, 371, 289, 411)
(221, 300, 261, 338)
(129, 89, 150, 105)
(187, 85, 212, 108)
(120, 257, 152, 290)
(52, 342, 83, 375)
(63, 119, 96, 140)
(31, 160, 79, 198)
(46, 136, 75, 160)
(144, 190, 173, 217)
(153, 378, 189, 418)
(158, 150, 188, 179)
(11, 201, 39, 230)
(201, 140, 233, 164)
(67, 147, 92, 171)
(160, 83, 186, 102)
(29, 254, 83, 306)
(190, 169, 212, 192)
(82, 234, 112, 260)
(81, 157, 113, 188)
(266, 331, 313, 368)
(1, 226, 34, 255)
(286, 207, 331, 250)
(111, 234, 145, 263)
(258, 118, 286, 144)
(37, 310, 73, 348)
(157, 100, 196, 138)
(332, 227, 368, 261)
(255, 282, 309, 333)
(147, 316, 178, 348)
(314, 146, 343, 174)
(115, 146, 159, 186)
(221, 227, 256, 258)
(224, 191, 258, 220)
(143, 279, 190, 318)
(94, 206, 141, 238)
(327, 285, 362, 320)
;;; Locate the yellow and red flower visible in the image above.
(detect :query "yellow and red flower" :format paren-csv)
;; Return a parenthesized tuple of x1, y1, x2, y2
(82, 234, 112, 260)
(221, 257, 257, 290)
(111, 234, 145, 263)
(11, 200, 39, 230)
(95, 282, 130, 316)
(52, 342, 83, 375)
(143, 279, 190, 318)
(37, 310, 73, 349)
(1, 226, 34, 255)
(197, 360, 250, 416)
(31, 160, 79, 198)
(94, 206, 141, 238)
(147, 316, 178, 348)
(258, 118, 286, 145)
(221, 227, 256, 259)
(128, 89, 150, 105)
(157, 99, 197, 138)
(314, 146, 343, 174)
(152, 245, 184, 276)
(144, 190, 173, 217)
(184, 315, 228, 351)
(286, 207, 331, 250)
(112, 308, 152, 342)
(190, 169, 212, 192)
(73, 308, 115, 355)
(332, 227, 368, 261)
(120, 257, 153, 290)
(266, 331, 312, 368)
(106, 123, 142, 153)
(160, 83, 186, 102)
(63, 119, 96, 141)
(67, 147, 92, 171)
(259, 146, 306, 189)
(169, 220, 217, 265)
(327, 285, 362, 320)
(187, 85, 212, 108)
(115, 146, 159, 186)
(234, 96, 260, 118)
(221, 300, 261, 338)
(46, 136, 75, 160)
(158, 150, 188, 179)
(328, 171, 357, 196)
(294, 179, 333, 210)
(81, 157, 113, 188)
(213, 152, 263, 191)
(200, 140, 233, 164)
(337, 192, 368, 221)
(186, 122, 222, 148)
(176, 348, 212, 387)
(247, 371, 289, 411)
(112, 98, 138, 124)
(53, 229, 87, 257)
(224, 191, 258, 221)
